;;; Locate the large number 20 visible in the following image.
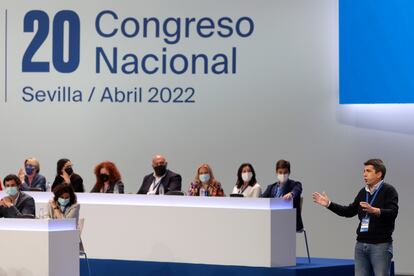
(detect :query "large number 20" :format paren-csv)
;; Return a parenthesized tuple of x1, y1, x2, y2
(22, 10, 80, 73)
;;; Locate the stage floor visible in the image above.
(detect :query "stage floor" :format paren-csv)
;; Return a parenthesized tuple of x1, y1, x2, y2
(80, 257, 394, 276)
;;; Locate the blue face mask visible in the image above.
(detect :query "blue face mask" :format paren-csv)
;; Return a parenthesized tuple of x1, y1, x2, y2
(6, 186, 18, 196)
(58, 197, 70, 207)
(25, 165, 35, 175)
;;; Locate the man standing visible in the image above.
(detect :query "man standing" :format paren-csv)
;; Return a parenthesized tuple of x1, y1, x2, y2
(262, 159, 303, 231)
(137, 154, 182, 195)
(313, 159, 398, 276)
(0, 174, 36, 218)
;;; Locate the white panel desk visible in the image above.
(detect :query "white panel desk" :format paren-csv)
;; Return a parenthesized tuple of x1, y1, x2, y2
(27, 192, 296, 267)
(0, 218, 79, 276)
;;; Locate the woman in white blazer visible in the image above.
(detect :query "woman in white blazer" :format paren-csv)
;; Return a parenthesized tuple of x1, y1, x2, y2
(232, 163, 261, 197)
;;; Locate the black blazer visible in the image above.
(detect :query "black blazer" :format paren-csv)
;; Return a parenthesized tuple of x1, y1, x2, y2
(0, 192, 36, 218)
(137, 170, 182, 195)
(262, 179, 303, 231)
(52, 173, 85, 192)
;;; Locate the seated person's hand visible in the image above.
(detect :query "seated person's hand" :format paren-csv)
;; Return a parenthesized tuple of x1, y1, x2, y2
(282, 192, 293, 200)
(49, 199, 57, 209)
(17, 168, 25, 183)
(1, 197, 13, 208)
(61, 170, 71, 184)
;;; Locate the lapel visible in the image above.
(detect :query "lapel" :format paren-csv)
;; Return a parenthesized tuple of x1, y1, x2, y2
(14, 192, 24, 209)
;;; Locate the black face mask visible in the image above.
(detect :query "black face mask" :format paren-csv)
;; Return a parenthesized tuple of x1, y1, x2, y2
(64, 167, 74, 175)
(153, 165, 167, 177)
(99, 174, 110, 182)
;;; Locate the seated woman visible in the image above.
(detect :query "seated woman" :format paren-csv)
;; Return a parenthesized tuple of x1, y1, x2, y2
(47, 184, 80, 222)
(51, 158, 84, 192)
(187, 164, 225, 196)
(18, 157, 46, 191)
(90, 161, 124, 193)
(232, 163, 262, 197)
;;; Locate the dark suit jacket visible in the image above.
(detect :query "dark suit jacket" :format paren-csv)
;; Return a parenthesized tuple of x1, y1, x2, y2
(0, 192, 36, 218)
(137, 170, 182, 195)
(262, 179, 303, 231)
(21, 174, 46, 191)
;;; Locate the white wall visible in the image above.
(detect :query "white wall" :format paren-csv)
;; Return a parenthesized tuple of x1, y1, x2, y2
(0, 0, 413, 274)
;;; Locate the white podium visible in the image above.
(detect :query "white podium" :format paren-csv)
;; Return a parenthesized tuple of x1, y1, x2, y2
(0, 219, 79, 276)
(30, 192, 296, 267)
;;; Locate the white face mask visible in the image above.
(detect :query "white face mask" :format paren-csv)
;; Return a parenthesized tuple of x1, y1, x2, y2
(199, 173, 210, 183)
(241, 172, 253, 182)
(277, 174, 289, 183)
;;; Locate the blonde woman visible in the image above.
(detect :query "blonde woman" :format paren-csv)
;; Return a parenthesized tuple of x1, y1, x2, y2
(18, 157, 46, 191)
(188, 164, 224, 196)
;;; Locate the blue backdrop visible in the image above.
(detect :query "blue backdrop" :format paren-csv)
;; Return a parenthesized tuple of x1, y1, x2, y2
(340, 0, 414, 104)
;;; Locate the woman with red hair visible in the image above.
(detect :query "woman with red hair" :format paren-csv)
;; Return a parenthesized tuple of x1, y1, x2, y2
(90, 161, 124, 193)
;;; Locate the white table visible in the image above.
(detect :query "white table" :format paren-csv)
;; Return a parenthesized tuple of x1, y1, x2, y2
(28, 192, 296, 267)
(0, 218, 79, 276)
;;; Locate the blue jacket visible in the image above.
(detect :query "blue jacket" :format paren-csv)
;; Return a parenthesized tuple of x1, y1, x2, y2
(21, 174, 47, 191)
(262, 179, 303, 231)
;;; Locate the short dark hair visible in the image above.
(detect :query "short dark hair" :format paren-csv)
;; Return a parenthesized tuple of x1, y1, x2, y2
(53, 184, 77, 206)
(276, 159, 291, 173)
(3, 174, 22, 187)
(364, 159, 386, 180)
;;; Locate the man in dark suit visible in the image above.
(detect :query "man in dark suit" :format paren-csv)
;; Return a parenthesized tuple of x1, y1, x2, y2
(137, 154, 182, 195)
(262, 159, 303, 231)
(0, 174, 35, 218)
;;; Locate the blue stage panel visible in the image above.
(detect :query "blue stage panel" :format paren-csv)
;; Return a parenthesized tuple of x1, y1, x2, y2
(339, 0, 414, 104)
(80, 257, 392, 276)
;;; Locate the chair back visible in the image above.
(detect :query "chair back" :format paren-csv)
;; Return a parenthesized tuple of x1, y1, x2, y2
(297, 197, 304, 233)
(78, 218, 86, 254)
(78, 218, 85, 234)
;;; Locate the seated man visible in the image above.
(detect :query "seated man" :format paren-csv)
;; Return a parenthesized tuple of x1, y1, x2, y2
(262, 160, 303, 231)
(137, 154, 182, 195)
(0, 174, 36, 218)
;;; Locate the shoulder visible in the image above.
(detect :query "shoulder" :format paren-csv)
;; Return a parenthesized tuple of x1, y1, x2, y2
(143, 173, 153, 180)
(252, 183, 261, 189)
(167, 170, 181, 178)
(71, 173, 82, 181)
(20, 192, 34, 201)
(356, 186, 366, 194)
(288, 179, 302, 186)
(382, 182, 398, 194)
(265, 182, 277, 189)
(37, 174, 46, 181)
